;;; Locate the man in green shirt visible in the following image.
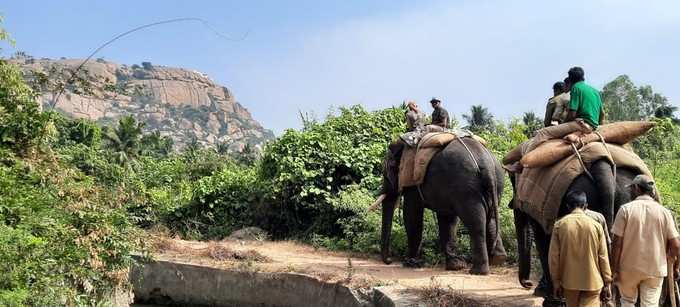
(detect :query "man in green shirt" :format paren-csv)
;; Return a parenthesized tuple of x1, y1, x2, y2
(565, 67, 602, 129)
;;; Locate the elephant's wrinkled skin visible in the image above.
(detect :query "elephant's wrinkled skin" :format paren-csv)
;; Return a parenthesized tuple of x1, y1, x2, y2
(511, 163, 640, 305)
(380, 138, 507, 275)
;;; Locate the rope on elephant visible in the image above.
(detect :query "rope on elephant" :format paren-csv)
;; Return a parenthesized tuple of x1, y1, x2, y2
(594, 131, 617, 180)
(570, 142, 595, 182)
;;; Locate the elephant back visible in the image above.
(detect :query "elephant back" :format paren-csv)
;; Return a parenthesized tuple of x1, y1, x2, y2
(515, 143, 650, 233)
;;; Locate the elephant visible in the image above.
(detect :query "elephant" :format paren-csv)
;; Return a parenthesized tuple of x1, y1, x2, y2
(511, 161, 643, 304)
(375, 137, 507, 275)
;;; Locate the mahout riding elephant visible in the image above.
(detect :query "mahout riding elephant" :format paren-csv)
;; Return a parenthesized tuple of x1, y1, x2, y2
(375, 137, 507, 275)
(511, 162, 642, 305)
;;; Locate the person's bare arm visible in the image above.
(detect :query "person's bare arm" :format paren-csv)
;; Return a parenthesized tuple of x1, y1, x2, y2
(611, 235, 623, 279)
(565, 110, 577, 122)
(668, 237, 680, 276)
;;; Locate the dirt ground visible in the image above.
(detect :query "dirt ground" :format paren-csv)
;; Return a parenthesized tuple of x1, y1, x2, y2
(150, 236, 542, 306)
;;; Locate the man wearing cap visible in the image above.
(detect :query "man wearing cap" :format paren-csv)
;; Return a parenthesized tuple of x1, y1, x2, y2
(429, 97, 449, 129)
(611, 175, 680, 307)
(549, 190, 612, 307)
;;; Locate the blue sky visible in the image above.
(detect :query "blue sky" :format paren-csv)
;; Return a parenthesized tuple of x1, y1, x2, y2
(2, 0, 680, 134)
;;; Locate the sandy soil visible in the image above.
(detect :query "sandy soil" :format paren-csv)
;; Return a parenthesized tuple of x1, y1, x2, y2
(150, 237, 542, 306)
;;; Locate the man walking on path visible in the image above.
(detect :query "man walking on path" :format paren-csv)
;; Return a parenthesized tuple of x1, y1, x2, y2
(611, 174, 680, 307)
(549, 191, 612, 307)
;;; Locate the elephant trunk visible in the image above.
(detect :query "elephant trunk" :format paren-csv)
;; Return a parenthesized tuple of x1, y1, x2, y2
(380, 194, 399, 264)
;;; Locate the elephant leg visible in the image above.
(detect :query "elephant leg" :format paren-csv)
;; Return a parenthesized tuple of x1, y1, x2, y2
(514, 209, 534, 289)
(591, 159, 616, 228)
(436, 213, 466, 270)
(402, 190, 424, 267)
(531, 220, 562, 307)
(487, 214, 507, 265)
(459, 202, 490, 275)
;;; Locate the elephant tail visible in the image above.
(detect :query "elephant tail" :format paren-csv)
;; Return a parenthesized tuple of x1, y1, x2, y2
(477, 143, 503, 256)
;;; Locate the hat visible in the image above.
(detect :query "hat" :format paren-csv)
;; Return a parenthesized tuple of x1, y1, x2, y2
(627, 174, 655, 190)
(429, 97, 441, 103)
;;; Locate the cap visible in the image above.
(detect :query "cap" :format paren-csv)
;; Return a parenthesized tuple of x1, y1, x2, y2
(627, 174, 655, 190)
(430, 97, 441, 103)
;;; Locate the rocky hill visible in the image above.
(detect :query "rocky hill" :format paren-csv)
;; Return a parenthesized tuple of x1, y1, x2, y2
(12, 56, 274, 152)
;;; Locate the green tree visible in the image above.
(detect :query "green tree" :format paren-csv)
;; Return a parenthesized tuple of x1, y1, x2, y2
(140, 130, 174, 158)
(655, 105, 679, 123)
(0, 60, 48, 156)
(463, 104, 494, 133)
(522, 111, 542, 137)
(602, 75, 672, 121)
(0, 16, 15, 54)
(103, 115, 145, 164)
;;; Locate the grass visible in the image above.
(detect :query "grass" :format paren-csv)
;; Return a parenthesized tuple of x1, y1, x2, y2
(414, 277, 495, 307)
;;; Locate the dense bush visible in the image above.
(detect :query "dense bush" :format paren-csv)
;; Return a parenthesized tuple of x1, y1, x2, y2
(258, 105, 404, 237)
(0, 59, 141, 306)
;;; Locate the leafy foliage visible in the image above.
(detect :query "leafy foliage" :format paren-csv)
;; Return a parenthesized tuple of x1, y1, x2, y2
(0, 60, 49, 155)
(463, 104, 494, 133)
(522, 111, 542, 137)
(602, 75, 674, 121)
(103, 115, 145, 164)
(258, 105, 404, 237)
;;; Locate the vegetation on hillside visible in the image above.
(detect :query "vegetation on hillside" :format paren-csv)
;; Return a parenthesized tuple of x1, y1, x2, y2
(1, 17, 679, 306)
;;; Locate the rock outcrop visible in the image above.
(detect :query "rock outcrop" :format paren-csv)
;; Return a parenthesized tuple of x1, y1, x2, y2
(13, 57, 274, 152)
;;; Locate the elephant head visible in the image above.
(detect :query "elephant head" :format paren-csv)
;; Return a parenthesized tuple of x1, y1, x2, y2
(373, 142, 403, 264)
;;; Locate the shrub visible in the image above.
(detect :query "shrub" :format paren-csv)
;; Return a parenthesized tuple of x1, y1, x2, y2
(0, 156, 141, 306)
(0, 60, 48, 155)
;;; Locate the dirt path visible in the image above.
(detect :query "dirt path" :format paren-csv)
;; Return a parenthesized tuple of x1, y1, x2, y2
(151, 237, 541, 306)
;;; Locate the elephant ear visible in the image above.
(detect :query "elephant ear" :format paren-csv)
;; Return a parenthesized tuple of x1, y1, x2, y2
(382, 142, 403, 195)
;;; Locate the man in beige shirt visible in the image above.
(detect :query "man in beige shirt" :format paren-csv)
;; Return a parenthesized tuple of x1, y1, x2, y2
(549, 191, 612, 307)
(544, 79, 571, 127)
(611, 174, 680, 307)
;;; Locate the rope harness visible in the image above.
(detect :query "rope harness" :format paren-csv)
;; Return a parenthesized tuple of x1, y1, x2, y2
(569, 132, 617, 183)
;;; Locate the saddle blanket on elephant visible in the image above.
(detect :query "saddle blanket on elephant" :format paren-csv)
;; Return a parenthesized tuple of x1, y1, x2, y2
(398, 132, 482, 191)
(515, 142, 652, 233)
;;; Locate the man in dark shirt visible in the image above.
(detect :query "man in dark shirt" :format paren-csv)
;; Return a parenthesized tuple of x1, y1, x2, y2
(430, 97, 449, 129)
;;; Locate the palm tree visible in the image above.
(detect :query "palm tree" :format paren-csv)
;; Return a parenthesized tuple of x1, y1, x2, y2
(103, 115, 145, 164)
(463, 105, 494, 133)
(522, 111, 542, 137)
(140, 130, 174, 158)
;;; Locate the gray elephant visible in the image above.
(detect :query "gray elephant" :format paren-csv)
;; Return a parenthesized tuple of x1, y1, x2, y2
(511, 162, 643, 305)
(375, 137, 507, 275)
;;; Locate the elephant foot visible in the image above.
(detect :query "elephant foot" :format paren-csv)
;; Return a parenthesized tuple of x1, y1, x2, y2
(520, 279, 535, 289)
(381, 256, 393, 265)
(533, 285, 548, 297)
(490, 254, 507, 266)
(402, 258, 425, 268)
(541, 295, 564, 307)
(469, 264, 490, 275)
(445, 258, 467, 271)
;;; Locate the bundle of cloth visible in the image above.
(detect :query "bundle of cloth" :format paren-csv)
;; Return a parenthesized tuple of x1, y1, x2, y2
(503, 121, 656, 232)
(397, 130, 485, 191)
(503, 121, 655, 168)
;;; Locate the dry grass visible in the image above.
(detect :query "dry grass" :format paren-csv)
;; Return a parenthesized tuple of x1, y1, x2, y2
(415, 277, 494, 307)
(149, 235, 271, 263)
(199, 242, 271, 263)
